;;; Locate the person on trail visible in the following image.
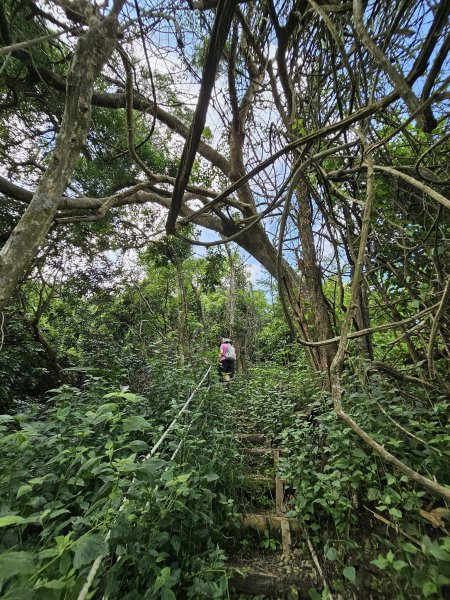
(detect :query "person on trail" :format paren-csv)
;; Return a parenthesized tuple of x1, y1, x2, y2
(218, 337, 236, 386)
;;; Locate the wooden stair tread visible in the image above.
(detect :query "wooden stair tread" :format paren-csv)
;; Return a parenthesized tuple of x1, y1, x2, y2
(236, 513, 300, 533)
(237, 433, 269, 443)
(242, 447, 286, 455)
(226, 552, 309, 599)
(239, 474, 276, 488)
(228, 571, 308, 598)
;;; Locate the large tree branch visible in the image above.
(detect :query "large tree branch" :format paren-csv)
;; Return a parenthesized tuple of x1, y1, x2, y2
(22, 64, 233, 178)
(166, 0, 238, 233)
(353, 0, 438, 132)
(0, 4, 125, 310)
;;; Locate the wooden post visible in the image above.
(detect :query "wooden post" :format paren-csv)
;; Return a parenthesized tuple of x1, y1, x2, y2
(274, 449, 285, 512)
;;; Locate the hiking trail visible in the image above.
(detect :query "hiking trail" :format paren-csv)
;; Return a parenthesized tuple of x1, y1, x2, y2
(225, 399, 322, 599)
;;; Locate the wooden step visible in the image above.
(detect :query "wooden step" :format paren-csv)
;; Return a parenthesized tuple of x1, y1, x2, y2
(237, 433, 271, 445)
(229, 571, 308, 598)
(242, 447, 286, 456)
(239, 475, 275, 489)
(242, 447, 273, 455)
(237, 513, 301, 533)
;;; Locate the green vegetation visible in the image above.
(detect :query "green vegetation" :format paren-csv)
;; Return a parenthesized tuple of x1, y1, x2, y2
(1, 0, 449, 597)
(1, 260, 449, 598)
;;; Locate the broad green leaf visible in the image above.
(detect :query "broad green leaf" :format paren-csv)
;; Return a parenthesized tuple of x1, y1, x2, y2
(342, 566, 356, 584)
(104, 392, 145, 403)
(325, 547, 338, 561)
(393, 560, 408, 571)
(123, 416, 151, 431)
(73, 534, 108, 569)
(135, 459, 167, 484)
(170, 536, 181, 554)
(29, 476, 45, 486)
(161, 588, 176, 600)
(77, 456, 101, 475)
(1, 587, 35, 600)
(388, 508, 402, 519)
(0, 415, 15, 423)
(36, 579, 66, 589)
(0, 515, 30, 527)
(127, 440, 150, 453)
(428, 544, 450, 561)
(371, 556, 387, 570)
(16, 485, 32, 499)
(423, 581, 438, 597)
(401, 542, 418, 554)
(0, 551, 35, 582)
(39, 548, 59, 559)
(95, 403, 118, 414)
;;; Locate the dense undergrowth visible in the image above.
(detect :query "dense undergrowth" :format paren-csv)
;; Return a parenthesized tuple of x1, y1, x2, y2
(236, 359, 450, 599)
(0, 356, 241, 599)
(1, 351, 449, 599)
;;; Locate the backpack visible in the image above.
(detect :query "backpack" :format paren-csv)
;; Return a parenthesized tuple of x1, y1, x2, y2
(225, 344, 236, 360)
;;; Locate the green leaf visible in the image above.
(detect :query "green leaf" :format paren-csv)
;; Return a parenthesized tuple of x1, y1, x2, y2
(371, 555, 387, 570)
(393, 560, 408, 571)
(1, 587, 35, 600)
(0, 415, 15, 423)
(204, 472, 219, 482)
(78, 456, 101, 475)
(16, 485, 32, 499)
(0, 551, 35, 582)
(36, 579, 67, 589)
(170, 536, 181, 554)
(161, 588, 177, 600)
(127, 440, 150, 453)
(135, 459, 167, 484)
(422, 581, 438, 597)
(73, 534, 108, 569)
(123, 416, 151, 431)
(402, 542, 418, 554)
(342, 566, 356, 584)
(95, 403, 118, 414)
(104, 392, 144, 403)
(388, 508, 402, 519)
(428, 544, 450, 562)
(0, 515, 32, 527)
(325, 547, 338, 561)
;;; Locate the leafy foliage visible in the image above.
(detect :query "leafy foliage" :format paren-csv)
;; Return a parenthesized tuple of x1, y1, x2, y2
(235, 360, 450, 598)
(0, 361, 240, 599)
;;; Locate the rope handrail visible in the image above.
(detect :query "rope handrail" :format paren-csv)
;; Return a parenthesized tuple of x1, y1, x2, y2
(77, 366, 212, 600)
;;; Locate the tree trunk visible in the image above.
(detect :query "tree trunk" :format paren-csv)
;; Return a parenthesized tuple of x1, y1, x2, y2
(191, 281, 208, 336)
(225, 243, 242, 372)
(26, 317, 67, 383)
(175, 262, 189, 367)
(0, 6, 124, 310)
(297, 180, 337, 385)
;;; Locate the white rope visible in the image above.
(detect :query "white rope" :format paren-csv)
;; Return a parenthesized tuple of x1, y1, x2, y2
(77, 366, 211, 600)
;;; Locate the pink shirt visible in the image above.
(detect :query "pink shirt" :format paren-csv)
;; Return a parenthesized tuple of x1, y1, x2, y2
(219, 343, 229, 361)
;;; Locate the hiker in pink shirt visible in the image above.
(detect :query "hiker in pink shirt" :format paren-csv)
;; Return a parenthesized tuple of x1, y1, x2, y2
(218, 337, 236, 385)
